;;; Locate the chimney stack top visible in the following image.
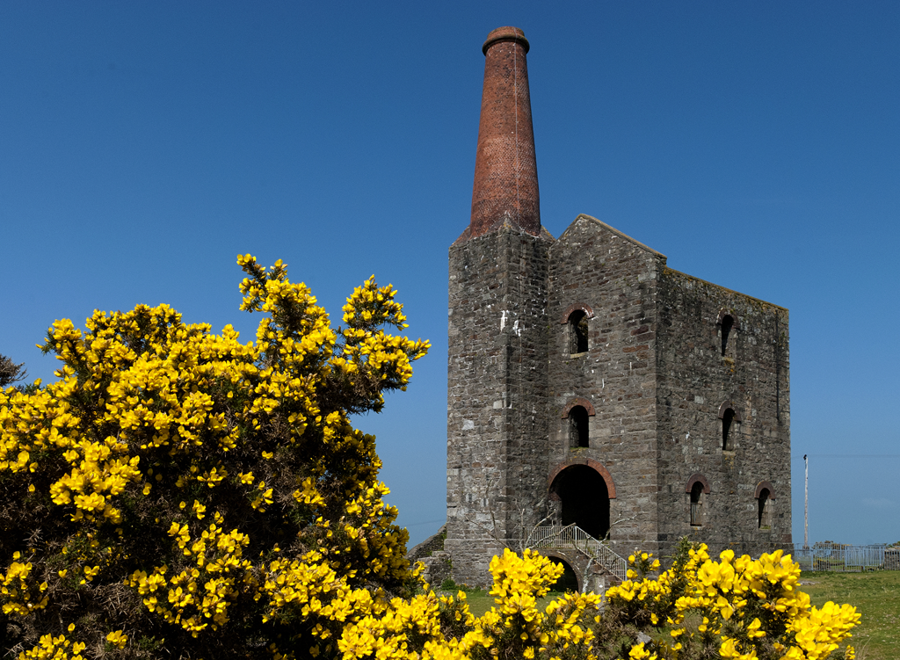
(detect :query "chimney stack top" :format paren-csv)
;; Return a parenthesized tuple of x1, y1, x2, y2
(483, 26, 530, 55)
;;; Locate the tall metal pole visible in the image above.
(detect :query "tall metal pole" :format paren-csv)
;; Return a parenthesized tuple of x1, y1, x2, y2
(804, 454, 809, 548)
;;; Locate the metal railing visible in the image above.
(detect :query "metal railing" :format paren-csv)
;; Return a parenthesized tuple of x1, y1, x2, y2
(528, 525, 629, 582)
(790, 543, 900, 572)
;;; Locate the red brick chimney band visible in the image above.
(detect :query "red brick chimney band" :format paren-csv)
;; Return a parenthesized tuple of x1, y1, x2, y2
(468, 26, 541, 239)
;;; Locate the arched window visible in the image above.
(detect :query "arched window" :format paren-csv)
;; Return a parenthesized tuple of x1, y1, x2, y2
(685, 474, 710, 527)
(569, 310, 589, 354)
(561, 304, 594, 355)
(722, 408, 736, 451)
(718, 402, 742, 451)
(561, 398, 595, 449)
(690, 482, 704, 526)
(717, 311, 740, 357)
(755, 481, 775, 530)
(720, 314, 734, 356)
(758, 489, 772, 529)
(569, 406, 589, 448)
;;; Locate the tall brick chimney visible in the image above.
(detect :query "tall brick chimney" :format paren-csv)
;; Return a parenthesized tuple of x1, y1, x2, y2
(447, 26, 551, 587)
(468, 26, 540, 238)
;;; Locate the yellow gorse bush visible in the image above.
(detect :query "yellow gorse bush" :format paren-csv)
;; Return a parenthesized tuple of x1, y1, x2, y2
(0, 257, 427, 658)
(0, 257, 857, 660)
(602, 543, 859, 660)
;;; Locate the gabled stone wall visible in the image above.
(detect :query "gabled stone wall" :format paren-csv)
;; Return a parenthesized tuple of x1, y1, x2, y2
(655, 268, 791, 559)
(547, 215, 665, 559)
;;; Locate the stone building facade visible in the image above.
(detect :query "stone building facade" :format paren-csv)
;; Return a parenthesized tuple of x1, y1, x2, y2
(444, 27, 791, 587)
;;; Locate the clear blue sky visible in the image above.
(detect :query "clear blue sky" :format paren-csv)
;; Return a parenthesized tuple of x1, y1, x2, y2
(2, 2, 898, 547)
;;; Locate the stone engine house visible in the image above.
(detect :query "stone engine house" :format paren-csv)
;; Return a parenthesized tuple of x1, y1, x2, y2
(443, 27, 792, 587)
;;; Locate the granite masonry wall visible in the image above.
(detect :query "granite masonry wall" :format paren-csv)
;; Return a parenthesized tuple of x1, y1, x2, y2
(547, 215, 666, 559)
(445, 214, 792, 582)
(446, 222, 553, 586)
(655, 268, 792, 560)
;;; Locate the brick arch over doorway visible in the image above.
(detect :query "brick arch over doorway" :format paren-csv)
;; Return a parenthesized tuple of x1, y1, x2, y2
(547, 459, 616, 499)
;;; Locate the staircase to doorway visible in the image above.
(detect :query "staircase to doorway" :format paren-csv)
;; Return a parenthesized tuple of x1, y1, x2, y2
(528, 525, 628, 583)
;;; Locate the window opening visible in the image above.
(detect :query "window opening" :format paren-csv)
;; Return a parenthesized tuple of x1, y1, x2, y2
(758, 489, 772, 529)
(690, 481, 704, 526)
(721, 314, 734, 356)
(568, 310, 589, 354)
(569, 406, 589, 448)
(722, 408, 736, 451)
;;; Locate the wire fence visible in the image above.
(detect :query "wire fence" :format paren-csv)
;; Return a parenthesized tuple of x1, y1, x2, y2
(790, 543, 900, 572)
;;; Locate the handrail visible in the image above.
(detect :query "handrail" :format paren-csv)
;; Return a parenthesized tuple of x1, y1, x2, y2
(528, 525, 628, 582)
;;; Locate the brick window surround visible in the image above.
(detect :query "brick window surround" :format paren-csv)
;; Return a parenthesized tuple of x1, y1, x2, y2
(560, 303, 595, 325)
(685, 473, 711, 495)
(754, 480, 776, 501)
(561, 397, 596, 418)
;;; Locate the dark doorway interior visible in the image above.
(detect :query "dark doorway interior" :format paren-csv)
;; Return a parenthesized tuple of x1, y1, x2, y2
(551, 464, 610, 540)
(548, 557, 579, 593)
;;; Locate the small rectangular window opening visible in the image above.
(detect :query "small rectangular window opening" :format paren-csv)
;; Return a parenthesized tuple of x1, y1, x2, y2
(758, 490, 773, 530)
(721, 314, 734, 356)
(569, 406, 589, 448)
(569, 310, 589, 354)
(690, 482, 704, 526)
(722, 409, 737, 451)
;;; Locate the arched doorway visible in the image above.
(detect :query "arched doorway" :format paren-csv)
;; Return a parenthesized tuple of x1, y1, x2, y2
(548, 557, 579, 593)
(549, 464, 611, 540)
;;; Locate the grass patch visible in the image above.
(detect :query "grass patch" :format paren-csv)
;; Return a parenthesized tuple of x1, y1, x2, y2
(436, 581, 566, 618)
(800, 570, 900, 660)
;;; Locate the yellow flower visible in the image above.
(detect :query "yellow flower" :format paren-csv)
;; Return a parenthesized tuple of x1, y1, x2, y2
(106, 630, 127, 648)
